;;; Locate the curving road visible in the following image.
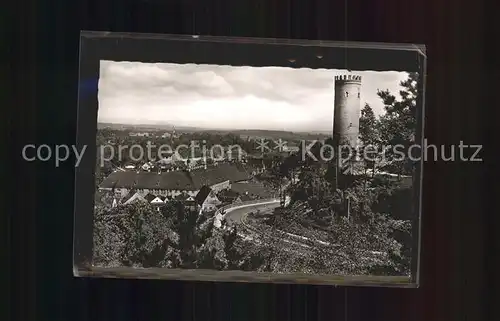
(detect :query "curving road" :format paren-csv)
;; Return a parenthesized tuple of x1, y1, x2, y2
(219, 199, 316, 255)
(223, 200, 281, 227)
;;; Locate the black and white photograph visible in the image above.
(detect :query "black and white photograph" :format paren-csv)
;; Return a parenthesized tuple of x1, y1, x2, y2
(88, 57, 423, 284)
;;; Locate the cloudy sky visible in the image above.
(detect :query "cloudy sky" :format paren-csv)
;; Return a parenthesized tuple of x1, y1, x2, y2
(98, 60, 408, 132)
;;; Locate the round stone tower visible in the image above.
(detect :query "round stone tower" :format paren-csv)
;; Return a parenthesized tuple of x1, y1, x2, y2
(333, 74, 362, 147)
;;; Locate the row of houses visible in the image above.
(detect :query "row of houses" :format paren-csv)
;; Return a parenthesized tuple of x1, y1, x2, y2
(108, 180, 275, 214)
(121, 147, 253, 173)
(114, 185, 221, 213)
(128, 130, 178, 139)
(99, 162, 256, 199)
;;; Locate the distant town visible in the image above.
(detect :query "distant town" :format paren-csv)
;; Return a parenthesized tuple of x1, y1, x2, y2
(95, 125, 311, 213)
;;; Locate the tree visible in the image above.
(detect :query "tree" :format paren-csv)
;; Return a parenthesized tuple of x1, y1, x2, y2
(93, 202, 176, 268)
(359, 104, 382, 177)
(289, 166, 334, 217)
(370, 183, 414, 275)
(377, 72, 419, 177)
(359, 103, 379, 145)
(93, 198, 266, 271)
(195, 226, 230, 270)
(162, 201, 222, 269)
(266, 159, 285, 188)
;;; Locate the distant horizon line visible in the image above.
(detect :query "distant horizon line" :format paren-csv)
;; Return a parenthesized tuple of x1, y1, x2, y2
(97, 121, 332, 134)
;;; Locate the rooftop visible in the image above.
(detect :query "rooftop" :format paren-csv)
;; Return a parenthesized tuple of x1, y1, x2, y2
(194, 186, 212, 205)
(99, 163, 252, 191)
(231, 181, 275, 198)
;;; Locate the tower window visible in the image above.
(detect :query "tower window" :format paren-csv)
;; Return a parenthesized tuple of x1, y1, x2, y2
(345, 92, 349, 97)
(357, 92, 360, 98)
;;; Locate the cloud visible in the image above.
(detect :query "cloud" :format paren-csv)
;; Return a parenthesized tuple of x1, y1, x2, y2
(98, 60, 409, 132)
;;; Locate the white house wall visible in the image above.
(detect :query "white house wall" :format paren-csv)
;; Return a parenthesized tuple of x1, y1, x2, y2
(110, 187, 199, 198)
(210, 180, 230, 192)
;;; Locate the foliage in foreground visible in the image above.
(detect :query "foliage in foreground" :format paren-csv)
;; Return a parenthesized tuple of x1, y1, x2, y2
(93, 189, 411, 276)
(93, 200, 272, 271)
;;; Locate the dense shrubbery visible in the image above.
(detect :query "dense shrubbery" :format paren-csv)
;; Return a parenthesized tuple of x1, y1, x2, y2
(94, 200, 280, 271)
(93, 194, 411, 276)
(262, 171, 413, 276)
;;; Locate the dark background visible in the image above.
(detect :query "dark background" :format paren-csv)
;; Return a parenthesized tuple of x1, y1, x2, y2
(7, 0, 492, 320)
(74, 34, 425, 282)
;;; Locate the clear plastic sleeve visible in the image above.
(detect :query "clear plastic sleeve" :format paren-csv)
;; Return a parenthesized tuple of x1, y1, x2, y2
(74, 31, 426, 287)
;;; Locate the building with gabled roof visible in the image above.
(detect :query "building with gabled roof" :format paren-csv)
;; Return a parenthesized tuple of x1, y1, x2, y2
(195, 186, 221, 213)
(123, 192, 147, 205)
(117, 189, 135, 204)
(151, 196, 165, 205)
(195, 186, 211, 204)
(99, 163, 252, 199)
(144, 193, 156, 203)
